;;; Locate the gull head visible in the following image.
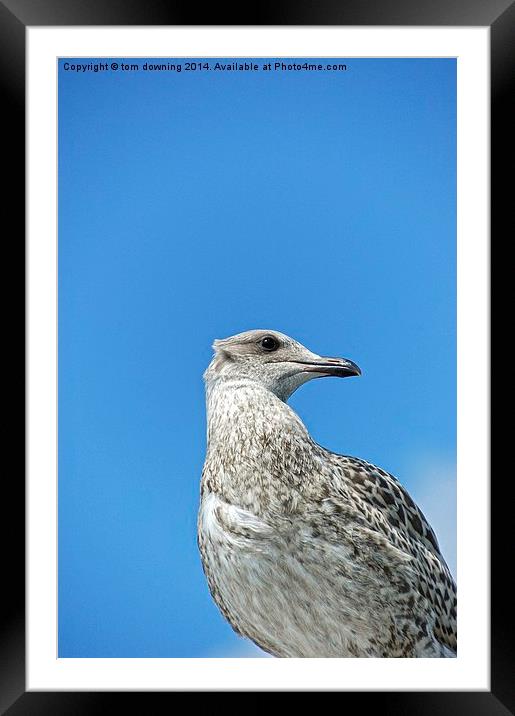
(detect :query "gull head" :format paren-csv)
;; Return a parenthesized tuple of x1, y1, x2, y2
(204, 329, 361, 402)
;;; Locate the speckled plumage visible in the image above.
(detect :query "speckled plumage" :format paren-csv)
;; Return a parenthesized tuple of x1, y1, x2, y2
(198, 330, 457, 658)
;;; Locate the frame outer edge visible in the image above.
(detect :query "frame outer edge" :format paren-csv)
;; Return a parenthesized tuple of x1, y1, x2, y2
(3, 0, 505, 710)
(491, 2, 515, 713)
(1, 0, 515, 26)
(0, 2, 26, 715)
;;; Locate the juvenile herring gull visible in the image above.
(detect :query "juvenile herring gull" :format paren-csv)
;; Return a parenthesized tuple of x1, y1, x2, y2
(197, 330, 457, 657)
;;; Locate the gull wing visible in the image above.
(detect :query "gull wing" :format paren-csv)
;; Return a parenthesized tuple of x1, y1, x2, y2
(320, 450, 457, 653)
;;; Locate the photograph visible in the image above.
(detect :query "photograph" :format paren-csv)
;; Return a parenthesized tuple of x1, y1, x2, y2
(57, 56, 457, 659)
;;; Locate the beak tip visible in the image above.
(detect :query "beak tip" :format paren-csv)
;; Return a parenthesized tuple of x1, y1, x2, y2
(345, 359, 362, 377)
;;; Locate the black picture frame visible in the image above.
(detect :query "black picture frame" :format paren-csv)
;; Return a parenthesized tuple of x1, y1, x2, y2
(5, 0, 502, 712)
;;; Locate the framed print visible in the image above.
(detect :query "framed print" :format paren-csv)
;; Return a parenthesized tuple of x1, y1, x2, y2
(3, 0, 504, 711)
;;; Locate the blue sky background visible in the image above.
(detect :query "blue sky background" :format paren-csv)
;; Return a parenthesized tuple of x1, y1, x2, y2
(58, 58, 456, 657)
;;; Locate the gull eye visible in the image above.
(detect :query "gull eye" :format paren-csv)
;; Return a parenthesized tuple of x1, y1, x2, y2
(260, 335, 279, 352)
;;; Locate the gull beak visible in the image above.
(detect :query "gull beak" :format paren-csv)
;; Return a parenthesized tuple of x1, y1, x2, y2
(296, 356, 362, 378)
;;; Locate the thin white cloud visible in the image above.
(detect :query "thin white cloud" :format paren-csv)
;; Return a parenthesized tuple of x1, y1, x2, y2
(408, 456, 457, 578)
(202, 638, 271, 658)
